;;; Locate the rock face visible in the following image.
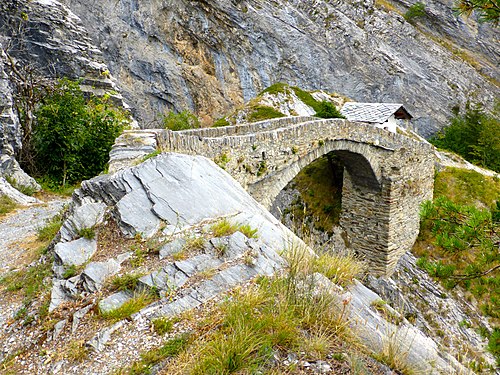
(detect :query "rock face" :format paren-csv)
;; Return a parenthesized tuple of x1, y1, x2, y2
(62, 0, 498, 135)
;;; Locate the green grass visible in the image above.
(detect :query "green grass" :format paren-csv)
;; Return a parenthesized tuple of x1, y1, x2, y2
(211, 219, 258, 239)
(37, 213, 64, 242)
(434, 167, 500, 208)
(0, 195, 18, 216)
(141, 150, 161, 162)
(152, 317, 180, 335)
(100, 291, 156, 321)
(156, 242, 357, 374)
(213, 117, 231, 127)
(77, 226, 95, 239)
(109, 273, 144, 292)
(291, 86, 321, 112)
(259, 82, 290, 96)
(247, 106, 285, 122)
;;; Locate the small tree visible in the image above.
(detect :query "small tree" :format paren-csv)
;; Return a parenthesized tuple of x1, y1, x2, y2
(314, 101, 345, 119)
(32, 79, 127, 186)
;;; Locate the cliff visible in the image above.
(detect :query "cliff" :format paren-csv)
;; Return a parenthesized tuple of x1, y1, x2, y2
(62, 0, 499, 135)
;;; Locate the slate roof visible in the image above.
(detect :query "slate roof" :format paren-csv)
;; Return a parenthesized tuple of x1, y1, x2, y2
(340, 102, 412, 123)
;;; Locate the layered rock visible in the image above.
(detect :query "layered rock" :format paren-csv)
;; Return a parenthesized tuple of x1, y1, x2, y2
(63, 0, 498, 135)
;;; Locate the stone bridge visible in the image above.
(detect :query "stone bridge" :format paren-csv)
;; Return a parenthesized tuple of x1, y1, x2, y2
(110, 116, 435, 275)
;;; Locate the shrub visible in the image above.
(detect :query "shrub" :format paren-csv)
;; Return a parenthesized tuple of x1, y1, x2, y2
(314, 101, 345, 119)
(32, 79, 127, 186)
(431, 103, 500, 173)
(163, 110, 200, 131)
(404, 2, 426, 22)
(247, 106, 285, 122)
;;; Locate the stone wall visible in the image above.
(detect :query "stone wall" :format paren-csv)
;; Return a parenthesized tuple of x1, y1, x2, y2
(110, 116, 435, 275)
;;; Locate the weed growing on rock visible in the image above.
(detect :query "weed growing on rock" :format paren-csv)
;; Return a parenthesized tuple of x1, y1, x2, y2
(100, 291, 156, 321)
(211, 219, 239, 237)
(77, 226, 95, 240)
(152, 317, 179, 335)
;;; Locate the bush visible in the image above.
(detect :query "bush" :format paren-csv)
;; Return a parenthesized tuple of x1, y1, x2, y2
(32, 79, 127, 186)
(314, 101, 345, 119)
(163, 110, 200, 131)
(404, 2, 426, 22)
(431, 103, 500, 173)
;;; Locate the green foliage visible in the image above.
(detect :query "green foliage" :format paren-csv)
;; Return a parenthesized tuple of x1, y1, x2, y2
(211, 219, 239, 237)
(238, 224, 258, 239)
(163, 110, 200, 131)
(141, 150, 161, 162)
(247, 105, 285, 122)
(0, 195, 18, 216)
(257, 160, 267, 176)
(416, 197, 500, 321)
(488, 328, 500, 365)
(284, 153, 343, 232)
(110, 273, 144, 292)
(456, 0, 500, 25)
(431, 103, 500, 173)
(32, 79, 127, 186)
(314, 101, 345, 119)
(62, 265, 78, 279)
(291, 86, 321, 111)
(404, 2, 427, 22)
(213, 117, 231, 127)
(77, 227, 95, 240)
(259, 82, 290, 96)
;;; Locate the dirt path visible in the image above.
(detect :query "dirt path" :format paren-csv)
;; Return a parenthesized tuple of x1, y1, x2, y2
(0, 197, 69, 276)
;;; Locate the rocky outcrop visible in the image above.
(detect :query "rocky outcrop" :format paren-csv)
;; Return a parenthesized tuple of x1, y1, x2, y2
(62, 0, 498, 135)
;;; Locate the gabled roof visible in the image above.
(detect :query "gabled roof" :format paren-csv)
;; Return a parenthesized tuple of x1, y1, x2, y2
(340, 102, 412, 123)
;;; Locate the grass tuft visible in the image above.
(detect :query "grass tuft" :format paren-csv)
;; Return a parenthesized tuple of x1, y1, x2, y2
(100, 291, 156, 321)
(0, 195, 18, 216)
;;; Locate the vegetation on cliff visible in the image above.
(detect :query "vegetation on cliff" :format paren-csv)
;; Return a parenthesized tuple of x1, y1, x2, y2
(431, 103, 500, 173)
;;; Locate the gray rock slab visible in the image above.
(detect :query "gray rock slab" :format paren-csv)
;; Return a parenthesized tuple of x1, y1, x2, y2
(116, 186, 160, 238)
(49, 280, 72, 312)
(159, 238, 186, 260)
(82, 259, 120, 292)
(152, 294, 202, 318)
(98, 291, 132, 314)
(60, 201, 107, 242)
(72, 304, 93, 334)
(174, 254, 222, 277)
(87, 321, 125, 352)
(52, 319, 67, 341)
(54, 237, 97, 267)
(138, 264, 189, 292)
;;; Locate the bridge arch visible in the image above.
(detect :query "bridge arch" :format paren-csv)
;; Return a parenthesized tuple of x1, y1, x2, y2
(248, 139, 389, 209)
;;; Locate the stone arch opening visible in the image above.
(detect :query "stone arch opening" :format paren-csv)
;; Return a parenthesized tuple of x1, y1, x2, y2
(269, 144, 383, 248)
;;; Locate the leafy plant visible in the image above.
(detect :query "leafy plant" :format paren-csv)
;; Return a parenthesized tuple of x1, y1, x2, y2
(37, 213, 63, 242)
(152, 317, 177, 335)
(431, 102, 500, 173)
(456, 0, 500, 25)
(77, 227, 95, 240)
(163, 110, 200, 131)
(32, 79, 127, 186)
(213, 117, 231, 127)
